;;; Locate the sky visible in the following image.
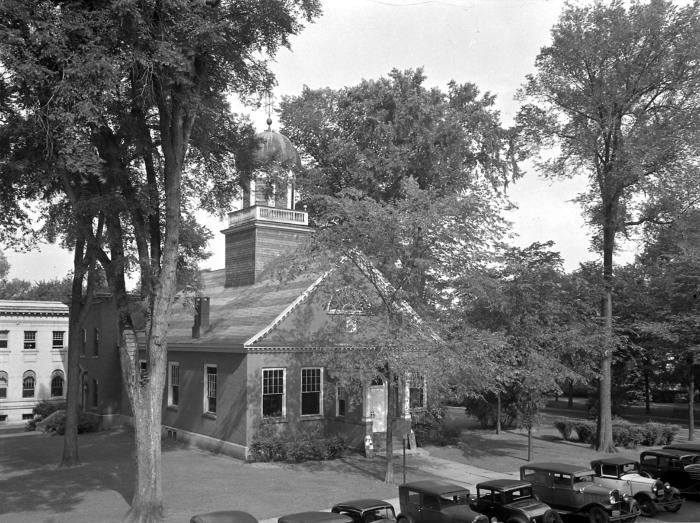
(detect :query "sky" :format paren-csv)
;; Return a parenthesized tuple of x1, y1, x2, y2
(3, 0, 639, 281)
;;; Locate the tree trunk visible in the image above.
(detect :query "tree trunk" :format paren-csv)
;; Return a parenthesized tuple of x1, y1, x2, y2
(384, 369, 394, 484)
(496, 392, 501, 434)
(596, 216, 616, 453)
(61, 286, 83, 467)
(644, 368, 651, 415)
(527, 426, 532, 461)
(689, 360, 695, 441)
(568, 379, 573, 408)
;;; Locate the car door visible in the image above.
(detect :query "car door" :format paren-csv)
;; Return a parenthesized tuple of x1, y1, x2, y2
(522, 468, 552, 506)
(420, 493, 446, 523)
(639, 454, 660, 479)
(551, 472, 576, 510)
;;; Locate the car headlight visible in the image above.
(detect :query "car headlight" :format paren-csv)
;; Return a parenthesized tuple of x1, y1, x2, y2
(664, 482, 672, 491)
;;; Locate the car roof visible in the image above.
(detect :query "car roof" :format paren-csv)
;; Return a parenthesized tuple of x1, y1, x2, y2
(400, 480, 469, 495)
(521, 462, 594, 475)
(278, 512, 354, 523)
(664, 443, 700, 453)
(591, 457, 637, 467)
(332, 500, 394, 511)
(476, 479, 532, 490)
(642, 449, 696, 458)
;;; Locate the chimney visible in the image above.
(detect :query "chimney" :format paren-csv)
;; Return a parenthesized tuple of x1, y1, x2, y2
(192, 297, 210, 339)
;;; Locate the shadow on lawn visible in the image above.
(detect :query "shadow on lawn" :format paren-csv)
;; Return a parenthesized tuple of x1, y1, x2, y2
(0, 428, 184, 517)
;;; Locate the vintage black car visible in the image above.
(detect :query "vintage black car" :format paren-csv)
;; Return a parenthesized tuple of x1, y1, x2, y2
(397, 480, 488, 523)
(590, 457, 683, 516)
(470, 479, 562, 523)
(190, 510, 259, 523)
(638, 448, 700, 497)
(278, 512, 354, 523)
(663, 442, 700, 454)
(520, 462, 639, 523)
(331, 499, 396, 523)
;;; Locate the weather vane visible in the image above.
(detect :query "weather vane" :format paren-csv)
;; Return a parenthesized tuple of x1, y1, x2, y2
(263, 91, 274, 130)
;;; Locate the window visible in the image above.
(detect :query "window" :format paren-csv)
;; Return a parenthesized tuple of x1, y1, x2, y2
(0, 371, 7, 398)
(81, 328, 86, 355)
(336, 385, 346, 417)
(0, 331, 8, 349)
(139, 360, 148, 380)
(23, 331, 36, 350)
(169, 362, 180, 407)
(301, 368, 322, 415)
(52, 331, 64, 349)
(92, 379, 98, 407)
(22, 371, 36, 398)
(204, 365, 216, 414)
(409, 374, 425, 409)
(262, 368, 285, 418)
(51, 370, 65, 397)
(93, 328, 100, 356)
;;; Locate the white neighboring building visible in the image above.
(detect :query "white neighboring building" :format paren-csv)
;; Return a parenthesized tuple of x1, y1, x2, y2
(0, 300, 69, 423)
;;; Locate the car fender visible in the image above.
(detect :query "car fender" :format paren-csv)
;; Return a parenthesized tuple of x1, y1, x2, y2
(396, 513, 414, 523)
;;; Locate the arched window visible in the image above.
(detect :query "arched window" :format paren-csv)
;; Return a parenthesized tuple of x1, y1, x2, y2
(0, 371, 7, 399)
(22, 371, 36, 398)
(51, 370, 65, 397)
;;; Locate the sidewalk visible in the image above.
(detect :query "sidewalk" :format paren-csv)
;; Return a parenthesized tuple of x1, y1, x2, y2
(258, 448, 518, 523)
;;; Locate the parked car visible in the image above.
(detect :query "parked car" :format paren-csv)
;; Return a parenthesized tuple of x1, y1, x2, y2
(469, 479, 562, 523)
(190, 511, 259, 523)
(638, 448, 700, 497)
(278, 513, 354, 523)
(663, 442, 700, 454)
(520, 462, 640, 522)
(590, 457, 683, 516)
(331, 499, 396, 523)
(397, 480, 488, 523)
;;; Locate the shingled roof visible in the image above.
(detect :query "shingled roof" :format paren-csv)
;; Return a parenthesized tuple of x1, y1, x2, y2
(166, 268, 321, 348)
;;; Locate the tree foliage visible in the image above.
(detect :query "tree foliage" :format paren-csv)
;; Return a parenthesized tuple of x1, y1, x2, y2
(517, 0, 700, 452)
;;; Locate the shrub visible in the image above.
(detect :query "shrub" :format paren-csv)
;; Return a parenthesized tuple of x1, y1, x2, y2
(40, 410, 100, 435)
(553, 420, 575, 441)
(463, 393, 518, 429)
(574, 420, 596, 443)
(248, 423, 347, 463)
(25, 401, 67, 432)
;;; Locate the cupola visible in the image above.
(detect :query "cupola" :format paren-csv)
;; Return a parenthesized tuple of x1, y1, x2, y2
(222, 116, 310, 288)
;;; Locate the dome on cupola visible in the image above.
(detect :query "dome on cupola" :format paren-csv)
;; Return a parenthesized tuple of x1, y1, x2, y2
(252, 120, 301, 169)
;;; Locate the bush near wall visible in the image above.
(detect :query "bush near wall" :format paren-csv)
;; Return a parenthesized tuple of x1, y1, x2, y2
(248, 424, 346, 463)
(553, 418, 679, 448)
(25, 401, 101, 435)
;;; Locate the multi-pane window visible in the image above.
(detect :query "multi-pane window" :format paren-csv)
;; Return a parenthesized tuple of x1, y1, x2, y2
(0, 371, 7, 398)
(51, 371, 64, 397)
(205, 365, 216, 414)
(23, 331, 36, 350)
(22, 371, 35, 398)
(139, 360, 148, 380)
(93, 328, 100, 356)
(92, 379, 98, 407)
(52, 331, 64, 349)
(169, 362, 180, 407)
(0, 331, 8, 349)
(409, 374, 425, 409)
(336, 385, 346, 417)
(262, 368, 285, 418)
(301, 367, 322, 416)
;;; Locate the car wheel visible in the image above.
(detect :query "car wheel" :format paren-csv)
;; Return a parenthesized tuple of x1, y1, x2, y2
(587, 506, 609, 523)
(542, 509, 562, 523)
(665, 499, 683, 512)
(637, 497, 656, 517)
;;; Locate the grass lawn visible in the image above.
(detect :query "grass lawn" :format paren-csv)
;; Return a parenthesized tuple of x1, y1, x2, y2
(0, 406, 693, 523)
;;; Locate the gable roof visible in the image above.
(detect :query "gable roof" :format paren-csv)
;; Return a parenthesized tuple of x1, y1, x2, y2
(167, 269, 321, 347)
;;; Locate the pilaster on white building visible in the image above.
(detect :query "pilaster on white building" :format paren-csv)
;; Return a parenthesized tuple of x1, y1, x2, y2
(0, 300, 69, 423)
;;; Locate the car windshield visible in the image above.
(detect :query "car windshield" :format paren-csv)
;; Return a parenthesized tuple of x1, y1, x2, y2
(439, 491, 470, 505)
(621, 463, 638, 474)
(510, 487, 533, 501)
(575, 474, 595, 483)
(363, 508, 395, 523)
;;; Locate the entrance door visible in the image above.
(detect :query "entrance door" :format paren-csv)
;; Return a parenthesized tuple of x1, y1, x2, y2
(369, 378, 387, 432)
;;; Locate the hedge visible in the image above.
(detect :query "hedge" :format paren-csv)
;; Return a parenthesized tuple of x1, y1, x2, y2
(553, 418, 679, 448)
(248, 425, 346, 463)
